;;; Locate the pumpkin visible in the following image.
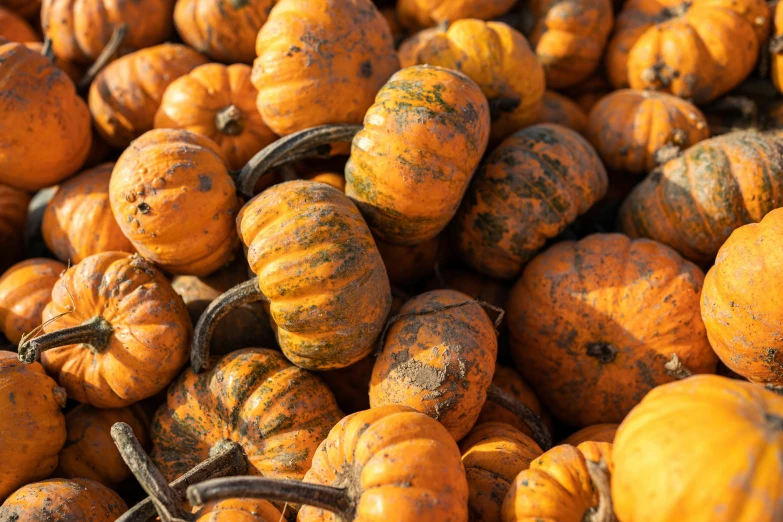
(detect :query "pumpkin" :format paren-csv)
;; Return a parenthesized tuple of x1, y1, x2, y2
(23, 41, 83, 83)
(397, 25, 439, 67)
(302, 172, 347, 192)
(772, 2, 783, 94)
(346, 65, 490, 245)
(397, 19, 545, 141)
(251, 0, 399, 137)
(0, 185, 29, 273)
(564, 71, 611, 113)
(0, 479, 126, 521)
(460, 422, 543, 522)
(0, 6, 38, 42)
(477, 366, 550, 441)
(0, 352, 66, 501)
(89, 43, 208, 149)
(376, 234, 442, 286)
(528, 0, 614, 89)
(397, 0, 517, 29)
(436, 270, 510, 323)
(606, 0, 770, 103)
(0, 0, 41, 19)
(562, 424, 618, 445)
(701, 208, 783, 387)
(586, 89, 709, 174)
(155, 63, 277, 171)
(17, 252, 192, 408)
(0, 258, 66, 345)
(0, 39, 92, 191)
(537, 90, 588, 133)
(319, 354, 376, 414)
(186, 405, 470, 522)
(612, 375, 783, 522)
(381, 6, 403, 41)
(454, 124, 608, 280)
(42, 0, 174, 64)
(507, 233, 718, 426)
(110, 128, 239, 276)
(618, 130, 783, 264)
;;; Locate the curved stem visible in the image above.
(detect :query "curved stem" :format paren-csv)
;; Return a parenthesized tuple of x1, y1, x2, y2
(215, 105, 244, 136)
(486, 384, 552, 451)
(78, 23, 128, 92)
(585, 459, 615, 522)
(236, 124, 361, 198)
(18, 316, 113, 364)
(40, 37, 53, 61)
(664, 353, 693, 380)
(191, 278, 268, 373)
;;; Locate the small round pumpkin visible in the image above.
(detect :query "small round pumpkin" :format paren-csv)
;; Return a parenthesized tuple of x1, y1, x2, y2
(0, 6, 38, 42)
(1, 0, 41, 19)
(0, 185, 29, 273)
(23, 41, 82, 83)
(302, 171, 347, 192)
(0, 479, 126, 521)
(376, 234, 442, 286)
(537, 90, 588, 133)
(562, 424, 618, 445)
(397, 0, 516, 29)
(772, 2, 783, 94)
(477, 366, 550, 440)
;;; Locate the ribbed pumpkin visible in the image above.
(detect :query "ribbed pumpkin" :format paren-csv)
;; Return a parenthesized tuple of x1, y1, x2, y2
(1, 0, 41, 18)
(397, 0, 516, 29)
(537, 90, 588, 133)
(110, 129, 239, 276)
(606, 0, 770, 103)
(507, 234, 718, 427)
(477, 366, 550, 440)
(701, 208, 783, 386)
(251, 0, 399, 136)
(42, 0, 174, 64)
(586, 89, 709, 174)
(0, 258, 65, 345)
(23, 41, 82, 83)
(346, 65, 490, 245)
(454, 124, 608, 280)
(0, 479, 126, 521)
(0, 185, 29, 273)
(618, 130, 783, 264)
(0, 39, 91, 191)
(772, 2, 783, 94)
(89, 43, 208, 149)
(376, 234, 441, 286)
(612, 375, 783, 522)
(562, 424, 618, 445)
(155, 63, 277, 171)
(17, 252, 192, 408)
(0, 6, 38, 42)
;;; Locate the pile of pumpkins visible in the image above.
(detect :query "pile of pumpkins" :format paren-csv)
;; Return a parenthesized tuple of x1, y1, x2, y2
(0, 0, 782, 520)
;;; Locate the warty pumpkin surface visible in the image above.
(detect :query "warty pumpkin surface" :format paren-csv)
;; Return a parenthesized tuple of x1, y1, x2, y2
(618, 130, 783, 264)
(0, 6, 38, 42)
(477, 366, 550, 440)
(0, 39, 92, 192)
(507, 233, 718, 426)
(345, 65, 491, 245)
(110, 128, 240, 276)
(0, 478, 127, 521)
(454, 123, 608, 280)
(251, 0, 399, 137)
(562, 424, 618, 445)
(396, 0, 516, 29)
(0, 0, 41, 19)
(536, 90, 587, 133)
(612, 375, 783, 522)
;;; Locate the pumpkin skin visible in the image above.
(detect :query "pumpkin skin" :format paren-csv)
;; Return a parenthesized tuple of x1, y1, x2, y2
(42, 0, 174, 64)
(299, 404, 469, 522)
(0, 479, 126, 521)
(0, 0, 41, 19)
(0, 40, 91, 192)
(537, 90, 587, 133)
(612, 375, 783, 522)
(701, 208, 783, 386)
(345, 65, 491, 245)
(195, 499, 284, 522)
(0, 352, 66, 501)
(454, 124, 608, 280)
(0, 6, 38, 42)
(89, 43, 208, 149)
(586, 89, 709, 174)
(155, 63, 277, 171)
(477, 366, 550, 440)
(562, 424, 618, 445)
(0, 185, 29, 273)
(303, 172, 347, 192)
(151, 348, 343, 482)
(606, 0, 770, 103)
(617, 130, 783, 264)
(772, 2, 783, 94)
(252, 0, 399, 137)
(507, 234, 718, 427)
(396, 0, 516, 29)
(110, 129, 239, 276)
(239, 181, 391, 370)
(376, 234, 441, 286)
(0, 258, 66, 345)
(528, 0, 614, 89)
(564, 71, 611, 113)
(23, 42, 82, 83)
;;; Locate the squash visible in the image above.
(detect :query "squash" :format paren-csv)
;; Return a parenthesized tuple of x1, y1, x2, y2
(606, 0, 770, 103)
(436, 270, 510, 324)
(1, 0, 41, 19)
(319, 353, 376, 414)
(612, 375, 783, 522)
(23, 41, 82, 83)
(537, 90, 588, 133)
(477, 366, 550, 441)
(562, 424, 618, 445)
(0, 6, 38, 42)
(454, 124, 607, 280)
(507, 233, 718, 426)
(772, 2, 783, 94)
(397, 0, 517, 29)
(563, 71, 611, 113)
(110, 129, 239, 276)
(0, 479, 126, 521)
(17, 252, 192, 408)
(302, 172, 347, 192)
(0, 185, 29, 273)
(0, 39, 91, 191)
(155, 63, 277, 171)
(376, 234, 442, 286)
(89, 43, 208, 149)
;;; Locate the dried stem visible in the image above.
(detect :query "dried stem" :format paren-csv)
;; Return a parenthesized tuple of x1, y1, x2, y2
(18, 316, 113, 364)
(664, 353, 693, 380)
(78, 23, 128, 92)
(585, 459, 616, 522)
(486, 384, 552, 450)
(215, 105, 244, 136)
(40, 37, 53, 61)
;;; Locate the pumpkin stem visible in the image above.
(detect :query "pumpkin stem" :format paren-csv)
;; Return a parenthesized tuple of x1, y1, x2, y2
(78, 23, 128, 92)
(236, 124, 361, 198)
(765, 384, 783, 397)
(215, 105, 244, 136)
(664, 353, 693, 380)
(585, 459, 616, 522)
(18, 316, 113, 364)
(40, 37, 54, 62)
(585, 342, 618, 364)
(770, 35, 783, 55)
(191, 278, 268, 373)
(486, 384, 552, 450)
(187, 477, 354, 521)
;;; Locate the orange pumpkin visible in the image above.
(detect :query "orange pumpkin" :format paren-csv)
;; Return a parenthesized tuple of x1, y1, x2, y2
(23, 41, 83, 83)
(454, 124, 608, 280)
(17, 252, 192, 408)
(1, 0, 41, 18)
(319, 353, 376, 414)
(537, 90, 588, 133)
(507, 234, 718, 426)
(477, 366, 550, 440)
(562, 424, 618, 445)
(0, 185, 29, 273)
(437, 270, 510, 322)
(564, 71, 611, 113)
(772, 2, 783, 94)
(302, 172, 347, 192)
(0, 39, 91, 191)
(397, 0, 517, 29)
(89, 43, 208, 149)
(0, 479, 126, 520)
(376, 234, 441, 286)
(110, 129, 239, 276)
(0, 6, 38, 41)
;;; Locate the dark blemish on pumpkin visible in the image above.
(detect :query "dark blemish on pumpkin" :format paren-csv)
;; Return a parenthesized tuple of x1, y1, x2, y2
(359, 61, 373, 78)
(8, 392, 14, 404)
(137, 203, 150, 214)
(473, 212, 507, 245)
(585, 342, 617, 363)
(198, 175, 212, 192)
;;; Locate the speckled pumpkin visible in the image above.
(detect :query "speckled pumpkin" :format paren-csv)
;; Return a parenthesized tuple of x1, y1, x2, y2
(89, 43, 208, 149)
(196, 499, 284, 522)
(0, 479, 126, 521)
(396, 0, 516, 29)
(0, 184, 29, 273)
(618, 130, 783, 264)
(23, 41, 82, 83)
(454, 124, 608, 280)
(0, 39, 91, 191)
(612, 375, 783, 522)
(155, 63, 277, 171)
(537, 90, 587, 133)
(376, 234, 441, 286)
(0, 6, 38, 42)
(477, 366, 550, 441)
(0, 0, 41, 18)
(251, 0, 399, 136)
(562, 424, 618, 445)
(110, 129, 239, 276)
(346, 65, 490, 245)
(507, 234, 718, 427)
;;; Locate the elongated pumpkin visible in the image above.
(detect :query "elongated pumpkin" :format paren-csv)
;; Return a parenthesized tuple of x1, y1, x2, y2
(397, 0, 516, 29)
(0, 479, 126, 521)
